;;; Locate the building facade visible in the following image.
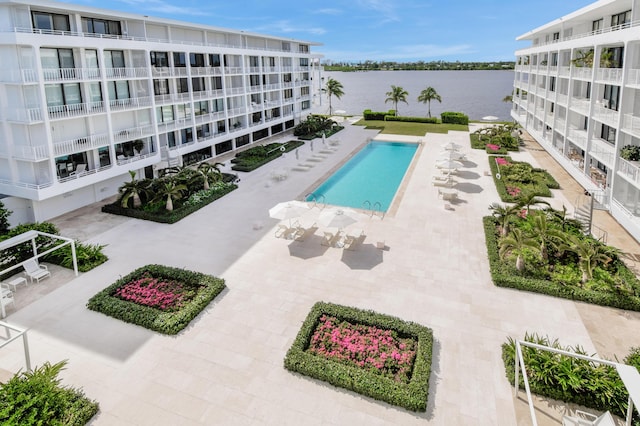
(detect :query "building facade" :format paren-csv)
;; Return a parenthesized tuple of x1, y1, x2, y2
(512, 0, 640, 241)
(0, 0, 322, 223)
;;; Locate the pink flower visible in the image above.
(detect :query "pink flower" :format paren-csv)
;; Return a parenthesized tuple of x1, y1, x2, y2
(496, 157, 510, 166)
(487, 144, 500, 151)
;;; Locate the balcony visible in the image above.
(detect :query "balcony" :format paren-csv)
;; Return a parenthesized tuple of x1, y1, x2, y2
(42, 68, 100, 81)
(194, 111, 225, 123)
(115, 152, 156, 166)
(595, 68, 623, 84)
(48, 101, 105, 120)
(157, 119, 193, 133)
(567, 128, 587, 150)
(105, 67, 149, 79)
(227, 87, 245, 95)
(618, 157, 640, 186)
(569, 98, 590, 115)
(227, 107, 245, 116)
(151, 67, 176, 77)
(629, 69, 640, 88)
(4, 108, 43, 123)
(109, 96, 152, 111)
(555, 117, 567, 134)
(559, 66, 571, 77)
(592, 104, 619, 127)
(173, 68, 188, 77)
(112, 125, 155, 143)
(548, 66, 558, 74)
(190, 67, 222, 76)
(263, 66, 279, 73)
(224, 67, 243, 74)
(57, 164, 113, 183)
(53, 133, 110, 156)
(622, 114, 640, 138)
(571, 67, 593, 80)
(154, 93, 179, 104)
(589, 137, 615, 167)
(556, 93, 568, 105)
(264, 83, 281, 91)
(0, 68, 38, 83)
(12, 145, 49, 161)
(248, 85, 262, 93)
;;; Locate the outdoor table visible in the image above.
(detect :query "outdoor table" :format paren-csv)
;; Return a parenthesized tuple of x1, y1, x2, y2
(6, 277, 27, 292)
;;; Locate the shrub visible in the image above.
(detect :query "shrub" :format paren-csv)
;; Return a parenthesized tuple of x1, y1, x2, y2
(441, 111, 469, 125)
(44, 241, 108, 272)
(0, 360, 99, 425)
(489, 156, 557, 202)
(231, 141, 305, 171)
(0, 201, 11, 235)
(284, 301, 433, 412)
(620, 145, 640, 162)
(363, 109, 395, 120)
(384, 115, 439, 124)
(87, 264, 226, 335)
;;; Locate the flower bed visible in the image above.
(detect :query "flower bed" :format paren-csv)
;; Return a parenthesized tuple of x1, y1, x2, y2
(87, 264, 225, 334)
(284, 302, 433, 412)
(489, 156, 559, 202)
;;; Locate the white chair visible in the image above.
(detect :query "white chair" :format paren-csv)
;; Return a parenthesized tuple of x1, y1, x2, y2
(562, 410, 615, 426)
(1, 285, 15, 318)
(70, 163, 87, 176)
(23, 259, 51, 283)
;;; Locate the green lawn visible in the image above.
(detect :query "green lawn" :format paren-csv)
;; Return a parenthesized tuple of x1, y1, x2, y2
(353, 119, 469, 135)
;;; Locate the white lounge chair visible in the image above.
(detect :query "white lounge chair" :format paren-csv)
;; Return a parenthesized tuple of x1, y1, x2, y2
(23, 259, 51, 283)
(562, 410, 615, 426)
(0, 285, 15, 318)
(70, 163, 87, 176)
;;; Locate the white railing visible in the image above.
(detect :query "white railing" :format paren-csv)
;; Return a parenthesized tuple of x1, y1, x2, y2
(248, 85, 262, 93)
(0, 68, 38, 83)
(555, 117, 566, 133)
(570, 98, 590, 114)
(628, 69, 640, 87)
(247, 67, 260, 73)
(622, 114, 640, 137)
(105, 67, 149, 79)
(547, 66, 557, 74)
(589, 137, 616, 166)
(48, 101, 105, 119)
(151, 67, 175, 77)
(173, 68, 188, 76)
(264, 83, 281, 91)
(555, 93, 568, 105)
(12, 145, 49, 161)
(224, 67, 243, 74)
(571, 67, 593, 80)
(558, 66, 571, 77)
(532, 19, 640, 47)
(53, 133, 109, 156)
(113, 125, 155, 142)
(42, 67, 100, 81)
(592, 105, 619, 127)
(264, 66, 279, 73)
(227, 107, 244, 116)
(0, 178, 52, 189)
(154, 93, 179, 104)
(194, 111, 225, 123)
(190, 67, 222, 76)
(618, 157, 640, 186)
(0, 322, 31, 373)
(595, 68, 623, 83)
(157, 119, 193, 133)
(115, 152, 156, 166)
(4, 108, 43, 123)
(567, 128, 587, 149)
(109, 96, 152, 111)
(227, 87, 245, 95)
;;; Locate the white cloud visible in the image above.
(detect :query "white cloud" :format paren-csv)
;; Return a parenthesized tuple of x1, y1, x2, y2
(313, 8, 342, 15)
(253, 20, 327, 36)
(116, 0, 209, 16)
(355, 0, 400, 23)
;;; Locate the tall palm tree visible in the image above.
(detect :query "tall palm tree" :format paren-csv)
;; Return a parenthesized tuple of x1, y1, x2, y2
(119, 170, 148, 208)
(154, 181, 187, 211)
(322, 78, 344, 115)
(529, 213, 564, 261)
(489, 202, 520, 237)
(499, 228, 539, 272)
(561, 236, 612, 284)
(197, 162, 223, 190)
(385, 85, 409, 116)
(417, 87, 442, 118)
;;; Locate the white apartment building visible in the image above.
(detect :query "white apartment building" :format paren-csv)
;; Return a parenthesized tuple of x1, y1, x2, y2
(512, 0, 640, 242)
(0, 0, 322, 223)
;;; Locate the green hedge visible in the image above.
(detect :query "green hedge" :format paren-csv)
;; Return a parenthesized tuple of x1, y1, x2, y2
(484, 216, 640, 311)
(0, 360, 99, 425)
(502, 334, 640, 418)
(284, 301, 433, 412)
(441, 111, 469, 125)
(102, 183, 237, 224)
(297, 126, 344, 141)
(87, 264, 226, 335)
(488, 156, 558, 202)
(363, 109, 395, 120)
(231, 141, 305, 170)
(384, 116, 439, 124)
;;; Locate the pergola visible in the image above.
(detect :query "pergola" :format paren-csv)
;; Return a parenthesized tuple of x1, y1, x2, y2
(0, 230, 77, 278)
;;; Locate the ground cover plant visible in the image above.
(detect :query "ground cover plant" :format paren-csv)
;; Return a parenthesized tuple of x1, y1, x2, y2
(471, 123, 521, 152)
(284, 301, 433, 412)
(502, 333, 640, 419)
(484, 207, 640, 311)
(489, 156, 559, 202)
(0, 360, 99, 425)
(293, 115, 343, 140)
(354, 119, 468, 135)
(102, 165, 237, 224)
(87, 264, 225, 334)
(230, 140, 304, 171)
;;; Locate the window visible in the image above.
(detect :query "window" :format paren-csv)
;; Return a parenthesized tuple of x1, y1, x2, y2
(601, 124, 616, 143)
(299, 44, 309, 53)
(190, 53, 205, 67)
(81, 17, 121, 35)
(153, 79, 170, 95)
(196, 124, 211, 138)
(32, 11, 70, 31)
(592, 19, 603, 32)
(302, 100, 310, 110)
(248, 56, 259, 67)
(192, 77, 205, 92)
(282, 42, 290, 52)
(300, 86, 310, 96)
(552, 32, 560, 41)
(176, 104, 191, 120)
(283, 73, 292, 83)
(45, 83, 82, 107)
(104, 50, 125, 68)
(250, 75, 260, 87)
(88, 82, 102, 103)
(156, 106, 174, 123)
(212, 76, 223, 90)
(212, 98, 224, 112)
(611, 10, 631, 28)
(549, 77, 556, 92)
(150, 52, 169, 67)
(209, 54, 221, 67)
(173, 52, 186, 67)
(177, 78, 189, 93)
(180, 128, 193, 144)
(284, 89, 293, 99)
(40, 48, 75, 72)
(84, 50, 99, 68)
(299, 58, 309, 66)
(603, 84, 620, 111)
(167, 131, 177, 148)
(216, 120, 226, 133)
(194, 101, 209, 115)
(107, 80, 130, 101)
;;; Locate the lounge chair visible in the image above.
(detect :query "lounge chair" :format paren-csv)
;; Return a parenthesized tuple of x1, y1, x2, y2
(70, 163, 87, 176)
(562, 410, 615, 426)
(23, 259, 51, 283)
(290, 221, 318, 242)
(343, 229, 365, 251)
(275, 224, 294, 239)
(0, 285, 15, 318)
(321, 231, 343, 247)
(432, 178, 456, 187)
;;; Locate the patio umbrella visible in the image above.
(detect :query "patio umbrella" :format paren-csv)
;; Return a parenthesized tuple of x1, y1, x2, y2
(438, 150, 465, 161)
(322, 132, 326, 145)
(482, 115, 499, 121)
(269, 201, 310, 225)
(441, 142, 463, 151)
(318, 207, 362, 229)
(335, 109, 347, 115)
(436, 159, 464, 169)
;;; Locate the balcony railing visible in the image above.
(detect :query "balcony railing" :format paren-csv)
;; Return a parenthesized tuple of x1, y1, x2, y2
(0, 68, 38, 83)
(194, 111, 225, 123)
(227, 87, 245, 95)
(105, 67, 149, 79)
(112, 125, 155, 142)
(42, 67, 100, 81)
(559, 66, 571, 77)
(173, 68, 188, 76)
(264, 83, 281, 91)
(227, 107, 245, 116)
(556, 93, 568, 105)
(567, 128, 587, 150)
(618, 157, 640, 186)
(548, 66, 558, 74)
(115, 152, 156, 166)
(157, 119, 193, 133)
(154, 93, 179, 104)
(190, 67, 222, 76)
(595, 68, 623, 83)
(58, 164, 113, 183)
(589, 137, 615, 166)
(12, 145, 49, 161)
(224, 67, 243, 74)
(531, 19, 640, 47)
(48, 101, 105, 119)
(629, 69, 640, 87)
(556, 117, 567, 133)
(571, 67, 593, 80)
(592, 104, 619, 127)
(53, 133, 110, 156)
(4, 107, 43, 123)
(109, 96, 152, 111)
(569, 98, 590, 114)
(622, 114, 640, 138)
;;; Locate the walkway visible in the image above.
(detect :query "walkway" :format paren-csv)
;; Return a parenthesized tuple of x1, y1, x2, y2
(0, 122, 638, 425)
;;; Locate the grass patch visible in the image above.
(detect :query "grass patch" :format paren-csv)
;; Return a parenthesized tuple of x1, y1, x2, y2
(284, 301, 433, 412)
(353, 119, 468, 135)
(87, 264, 225, 335)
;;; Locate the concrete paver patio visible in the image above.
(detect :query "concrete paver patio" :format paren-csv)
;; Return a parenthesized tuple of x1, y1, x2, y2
(1, 121, 639, 425)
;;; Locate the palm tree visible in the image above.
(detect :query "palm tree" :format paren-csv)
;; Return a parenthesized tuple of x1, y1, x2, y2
(155, 181, 187, 211)
(562, 236, 612, 284)
(385, 85, 409, 116)
(417, 87, 442, 118)
(499, 228, 539, 272)
(502, 94, 513, 103)
(119, 171, 148, 208)
(489, 202, 520, 237)
(322, 78, 344, 116)
(517, 193, 551, 214)
(529, 213, 564, 261)
(197, 162, 223, 190)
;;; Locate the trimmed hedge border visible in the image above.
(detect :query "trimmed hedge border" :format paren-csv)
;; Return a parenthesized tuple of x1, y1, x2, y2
(483, 216, 640, 311)
(488, 156, 558, 202)
(231, 140, 305, 171)
(284, 301, 433, 412)
(87, 264, 226, 335)
(102, 184, 237, 224)
(363, 109, 395, 120)
(385, 116, 439, 124)
(441, 111, 469, 125)
(297, 126, 344, 141)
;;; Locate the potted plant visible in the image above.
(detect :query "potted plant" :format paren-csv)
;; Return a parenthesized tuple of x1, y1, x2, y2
(620, 145, 640, 162)
(132, 139, 144, 154)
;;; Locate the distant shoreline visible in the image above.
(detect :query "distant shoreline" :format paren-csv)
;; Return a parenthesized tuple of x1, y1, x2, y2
(323, 62, 515, 72)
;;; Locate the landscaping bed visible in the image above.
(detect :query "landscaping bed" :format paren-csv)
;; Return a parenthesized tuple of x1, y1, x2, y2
(471, 123, 520, 152)
(87, 264, 225, 334)
(489, 156, 559, 202)
(284, 301, 433, 412)
(230, 140, 304, 171)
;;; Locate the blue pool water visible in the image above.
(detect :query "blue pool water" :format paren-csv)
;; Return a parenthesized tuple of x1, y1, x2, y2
(306, 141, 418, 211)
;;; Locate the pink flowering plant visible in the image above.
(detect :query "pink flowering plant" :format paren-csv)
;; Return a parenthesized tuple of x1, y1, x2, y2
(88, 264, 225, 334)
(284, 302, 433, 412)
(308, 315, 417, 383)
(495, 157, 510, 166)
(486, 143, 501, 152)
(506, 186, 522, 197)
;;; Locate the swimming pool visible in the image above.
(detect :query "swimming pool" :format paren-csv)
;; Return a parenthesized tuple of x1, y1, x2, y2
(306, 141, 418, 212)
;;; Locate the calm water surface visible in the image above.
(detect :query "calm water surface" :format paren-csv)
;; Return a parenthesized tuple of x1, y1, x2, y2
(322, 70, 514, 121)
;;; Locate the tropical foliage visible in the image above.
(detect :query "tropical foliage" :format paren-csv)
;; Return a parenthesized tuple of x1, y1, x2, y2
(230, 140, 304, 171)
(471, 123, 521, 152)
(322, 78, 344, 115)
(489, 156, 559, 202)
(385, 85, 409, 116)
(293, 115, 342, 139)
(0, 201, 11, 234)
(417, 86, 442, 118)
(0, 360, 99, 425)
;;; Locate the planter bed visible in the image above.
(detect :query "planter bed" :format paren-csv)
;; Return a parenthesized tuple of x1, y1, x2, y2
(489, 156, 559, 202)
(230, 140, 304, 171)
(284, 301, 433, 412)
(87, 264, 226, 334)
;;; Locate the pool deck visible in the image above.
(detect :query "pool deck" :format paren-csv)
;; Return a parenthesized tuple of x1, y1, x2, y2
(1, 120, 640, 425)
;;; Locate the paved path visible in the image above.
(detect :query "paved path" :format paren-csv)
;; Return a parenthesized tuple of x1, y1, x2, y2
(1, 122, 639, 425)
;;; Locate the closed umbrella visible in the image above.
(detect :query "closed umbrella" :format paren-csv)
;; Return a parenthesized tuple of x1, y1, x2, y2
(482, 115, 499, 121)
(318, 207, 362, 229)
(438, 150, 465, 161)
(441, 142, 463, 151)
(269, 201, 310, 226)
(436, 159, 464, 170)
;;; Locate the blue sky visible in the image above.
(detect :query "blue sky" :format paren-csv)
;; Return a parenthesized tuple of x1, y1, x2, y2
(75, 0, 595, 62)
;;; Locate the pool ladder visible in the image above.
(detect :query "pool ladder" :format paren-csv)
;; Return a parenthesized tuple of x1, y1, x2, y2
(362, 201, 385, 219)
(306, 193, 326, 210)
